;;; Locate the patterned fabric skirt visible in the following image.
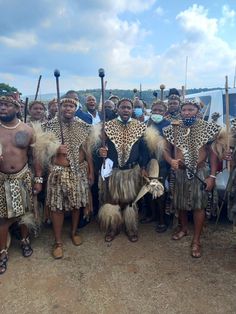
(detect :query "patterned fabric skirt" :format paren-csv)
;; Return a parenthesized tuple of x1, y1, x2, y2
(0, 164, 34, 219)
(47, 162, 89, 211)
(174, 167, 209, 211)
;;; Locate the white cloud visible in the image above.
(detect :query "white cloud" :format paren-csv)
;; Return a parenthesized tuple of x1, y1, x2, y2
(159, 4, 236, 88)
(0, 32, 37, 48)
(176, 4, 218, 38)
(49, 39, 93, 53)
(1, 1, 235, 95)
(155, 6, 164, 16)
(220, 5, 236, 27)
(113, 0, 156, 13)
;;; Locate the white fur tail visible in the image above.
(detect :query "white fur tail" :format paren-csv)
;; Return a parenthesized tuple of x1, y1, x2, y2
(123, 204, 138, 235)
(98, 204, 122, 233)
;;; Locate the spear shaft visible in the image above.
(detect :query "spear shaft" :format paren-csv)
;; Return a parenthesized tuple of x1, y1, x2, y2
(34, 75, 42, 101)
(98, 68, 106, 167)
(54, 70, 64, 144)
(24, 97, 28, 123)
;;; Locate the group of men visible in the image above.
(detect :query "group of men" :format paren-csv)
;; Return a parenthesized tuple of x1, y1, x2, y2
(0, 87, 235, 275)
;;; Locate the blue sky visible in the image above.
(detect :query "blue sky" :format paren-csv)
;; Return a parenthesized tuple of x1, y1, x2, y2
(0, 0, 235, 96)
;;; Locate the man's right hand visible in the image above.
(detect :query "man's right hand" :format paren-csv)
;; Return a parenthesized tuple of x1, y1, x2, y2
(99, 147, 108, 158)
(57, 144, 68, 155)
(170, 159, 181, 170)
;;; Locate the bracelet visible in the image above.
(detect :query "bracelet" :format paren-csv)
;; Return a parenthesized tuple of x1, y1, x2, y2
(209, 175, 216, 179)
(34, 176, 43, 184)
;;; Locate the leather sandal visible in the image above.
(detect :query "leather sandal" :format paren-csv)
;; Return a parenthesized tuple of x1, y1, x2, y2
(191, 242, 201, 258)
(172, 230, 188, 240)
(127, 234, 138, 243)
(52, 243, 63, 259)
(0, 249, 8, 275)
(71, 234, 83, 246)
(21, 237, 33, 257)
(105, 231, 117, 242)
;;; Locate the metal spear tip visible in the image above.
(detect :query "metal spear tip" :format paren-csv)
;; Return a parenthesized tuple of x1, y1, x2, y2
(54, 69, 60, 77)
(160, 84, 165, 90)
(98, 68, 105, 78)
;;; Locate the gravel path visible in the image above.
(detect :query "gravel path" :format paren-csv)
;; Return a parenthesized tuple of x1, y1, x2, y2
(1, 220, 236, 314)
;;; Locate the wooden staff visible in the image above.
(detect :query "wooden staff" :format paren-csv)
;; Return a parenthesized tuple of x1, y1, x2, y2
(24, 97, 29, 123)
(160, 84, 165, 101)
(98, 68, 106, 166)
(133, 88, 138, 98)
(34, 75, 42, 101)
(139, 83, 142, 99)
(225, 75, 230, 172)
(181, 85, 185, 101)
(98, 80, 107, 111)
(54, 69, 64, 144)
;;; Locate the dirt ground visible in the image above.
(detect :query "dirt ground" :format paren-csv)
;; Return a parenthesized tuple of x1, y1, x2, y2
(1, 219, 236, 314)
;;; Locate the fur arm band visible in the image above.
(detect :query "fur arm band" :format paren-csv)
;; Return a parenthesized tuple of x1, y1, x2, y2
(30, 122, 60, 167)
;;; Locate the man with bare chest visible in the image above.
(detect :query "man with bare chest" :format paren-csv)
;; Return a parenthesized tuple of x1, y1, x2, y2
(44, 98, 94, 259)
(0, 96, 42, 275)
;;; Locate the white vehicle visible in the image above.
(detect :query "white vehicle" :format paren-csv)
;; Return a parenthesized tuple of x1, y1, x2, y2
(186, 88, 236, 126)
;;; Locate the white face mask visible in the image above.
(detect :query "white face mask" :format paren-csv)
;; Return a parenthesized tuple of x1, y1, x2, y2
(151, 114, 163, 123)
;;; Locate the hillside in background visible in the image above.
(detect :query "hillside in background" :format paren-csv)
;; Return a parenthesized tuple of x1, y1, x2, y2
(24, 87, 223, 107)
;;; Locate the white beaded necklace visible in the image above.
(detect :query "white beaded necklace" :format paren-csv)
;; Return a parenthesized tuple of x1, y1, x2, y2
(0, 119, 21, 130)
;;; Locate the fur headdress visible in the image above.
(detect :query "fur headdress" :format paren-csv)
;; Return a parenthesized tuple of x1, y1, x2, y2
(29, 100, 46, 111)
(60, 97, 78, 108)
(181, 99, 201, 110)
(0, 95, 20, 108)
(117, 98, 133, 107)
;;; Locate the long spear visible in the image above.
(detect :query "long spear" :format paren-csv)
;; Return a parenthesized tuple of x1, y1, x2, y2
(54, 69, 64, 144)
(34, 75, 42, 101)
(98, 68, 106, 166)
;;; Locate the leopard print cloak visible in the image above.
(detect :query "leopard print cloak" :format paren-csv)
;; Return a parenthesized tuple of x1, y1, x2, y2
(104, 119, 147, 168)
(163, 119, 220, 179)
(43, 117, 91, 173)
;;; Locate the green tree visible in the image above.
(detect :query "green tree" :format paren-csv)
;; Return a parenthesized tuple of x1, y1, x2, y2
(0, 83, 18, 96)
